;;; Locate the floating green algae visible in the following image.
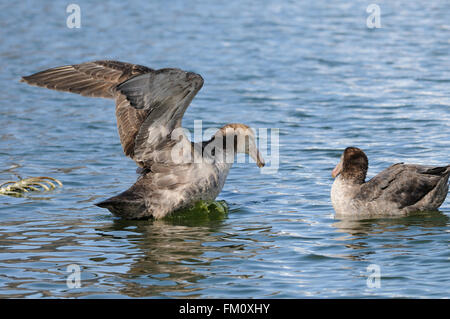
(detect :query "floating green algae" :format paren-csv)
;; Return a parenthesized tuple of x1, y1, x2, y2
(163, 200, 229, 223)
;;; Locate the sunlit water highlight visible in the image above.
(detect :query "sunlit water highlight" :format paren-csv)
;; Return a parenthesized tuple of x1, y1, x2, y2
(0, 1, 449, 298)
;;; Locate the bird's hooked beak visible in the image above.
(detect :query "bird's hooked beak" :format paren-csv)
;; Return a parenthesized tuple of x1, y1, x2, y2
(256, 150, 265, 168)
(332, 158, 343, 178)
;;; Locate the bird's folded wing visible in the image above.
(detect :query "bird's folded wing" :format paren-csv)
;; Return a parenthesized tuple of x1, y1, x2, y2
(357, 164, 448, 208)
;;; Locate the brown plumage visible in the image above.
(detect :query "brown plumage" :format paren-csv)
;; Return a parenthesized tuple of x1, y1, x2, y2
(21, 61, 196, 163)
(340, 147, 368, 183)
(22, 60, 264, 219)
(331, 147, 450, 217)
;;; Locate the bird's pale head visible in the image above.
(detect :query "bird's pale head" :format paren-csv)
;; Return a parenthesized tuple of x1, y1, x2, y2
(215, 123, 265, 168)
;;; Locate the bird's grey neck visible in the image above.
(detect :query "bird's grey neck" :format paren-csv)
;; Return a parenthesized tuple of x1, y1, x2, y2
(332, 175, 362, 200)
(199, 136, 236, 166)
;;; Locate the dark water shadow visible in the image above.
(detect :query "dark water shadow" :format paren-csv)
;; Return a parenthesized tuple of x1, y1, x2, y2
(93, 204, 233, 298)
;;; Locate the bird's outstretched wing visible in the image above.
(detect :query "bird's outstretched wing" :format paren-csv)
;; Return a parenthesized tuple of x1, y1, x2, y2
(21, 60, 204, 165)
(21, 60, 153, 98)
(115, 69, 204, 165)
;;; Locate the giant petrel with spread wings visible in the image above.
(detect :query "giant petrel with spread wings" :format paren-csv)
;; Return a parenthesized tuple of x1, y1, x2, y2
(22, 61, 264, 219)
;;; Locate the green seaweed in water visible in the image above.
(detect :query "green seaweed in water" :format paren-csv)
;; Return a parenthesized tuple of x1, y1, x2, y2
(163, 200, 229, 222)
